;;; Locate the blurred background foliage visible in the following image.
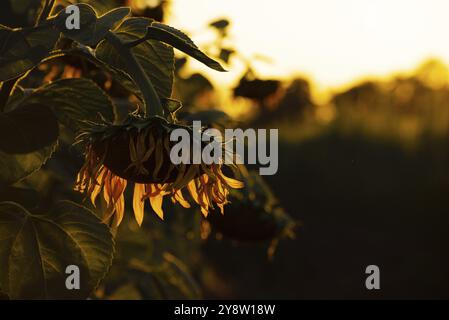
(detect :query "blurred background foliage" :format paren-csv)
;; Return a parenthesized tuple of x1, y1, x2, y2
(1, 0, 449, 299)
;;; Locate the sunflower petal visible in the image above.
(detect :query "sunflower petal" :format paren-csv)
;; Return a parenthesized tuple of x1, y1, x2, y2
(200, 205, 209, 218)
(221, 175, 244, 189)
(133, 183, 146, 226)
(187, 180, 200, 204)
(114, 193, 125, 227)
(90, 168, 106, 207)
(173, 190, 191, 208)
(150, 191, 164, 220)
(103, 171, 112, 206)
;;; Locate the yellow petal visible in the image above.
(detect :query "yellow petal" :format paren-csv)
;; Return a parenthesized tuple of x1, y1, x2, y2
(173, 190, 191, 208)
(133, 183, 146, 226)
(114, 193, 125, 227)
(111, 176, 127, 203)
(149, 187, 164, 220)
(103, 171, 112, 206)
(187, 180, 200, 204)
(217, 203, 225, 215)
(200, 205, 209, 218)
(221, 175, 244, 189)
(90, 168, 106, 207)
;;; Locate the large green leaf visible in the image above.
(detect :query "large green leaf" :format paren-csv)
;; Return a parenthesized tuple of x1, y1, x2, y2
(0, 0, 47, 28)
(96, 18, 175, 99)
(0, 103, 59, 187)
(0, 103, 59, 154)
(60, 46, 142, 101)
(54, 4, 130, 47)
(0, 200, 114, 299)
(0, 144, 56, 188)
(78, 0, 116, 15)
(24, 78, 115, 131)
(0, 24, 60, 81)
(145, 22, 226, 72)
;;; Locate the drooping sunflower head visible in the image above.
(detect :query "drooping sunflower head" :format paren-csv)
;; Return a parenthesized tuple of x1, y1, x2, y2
(75, 115, 243, 227)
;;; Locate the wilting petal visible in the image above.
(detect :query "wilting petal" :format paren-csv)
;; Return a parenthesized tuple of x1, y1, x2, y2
(173, 190, 191, 208)
(217, 202, 225, 215)
(90, 167, 106, 207)
(111, 176, 127, 204)
(187, 180, 200, 204)
(103, 170, 112, 206)
(200, 205, 209, 218)
(114, 193, 125, 226)
(133, 183, 146, 226)
(149, 190, 164, 220)
(221, 174, 244, 189)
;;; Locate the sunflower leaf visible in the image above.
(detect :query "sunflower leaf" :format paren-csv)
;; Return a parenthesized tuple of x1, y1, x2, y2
(0, 0, 47, 28)
(0, 24, 59, 81)
(0, 200, 114, 299)
(96, 17, 174, 99)
(53, 4, 130, 47)
(144, 22, 226, 72)
(23, 78, 115, 132)
(0, 103, 59, 188)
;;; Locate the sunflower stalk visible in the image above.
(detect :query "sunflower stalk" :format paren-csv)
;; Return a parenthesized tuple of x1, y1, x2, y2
(105, 31, 163, 118)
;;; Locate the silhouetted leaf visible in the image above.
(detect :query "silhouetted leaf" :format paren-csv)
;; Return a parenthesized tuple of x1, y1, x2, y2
(0, 24, 60, 81)
(96, 17, 174, 99)
(0, 143, 56, 188)
(78, 0, 115, 15)
(61, 46, 141, 100)
(0, 0, 46, 28)
(0, 103, 59, 187)
(24, 78, 115, 131)
(54, 4, 130, 47)
(4, 85, 25, 112)
(0, 200, 114, 299)
(145, 22, 226, 72)
(0, 187, 39, 209)
(0, 103, 59, 154)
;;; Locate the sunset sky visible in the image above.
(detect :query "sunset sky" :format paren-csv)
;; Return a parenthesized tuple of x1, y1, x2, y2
(169, 0, 449, 92)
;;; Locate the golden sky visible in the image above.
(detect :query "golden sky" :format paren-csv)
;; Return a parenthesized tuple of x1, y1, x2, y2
(169, 0, 449, 91)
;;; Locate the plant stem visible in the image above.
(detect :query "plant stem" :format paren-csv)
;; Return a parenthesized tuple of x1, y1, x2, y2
(105, 31, 163, 118)
(36, 0, 55, 26)
(124, 36, 149, 48)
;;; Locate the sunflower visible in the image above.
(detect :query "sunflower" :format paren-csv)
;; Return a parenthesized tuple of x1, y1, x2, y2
(75, 115, 243, 227)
